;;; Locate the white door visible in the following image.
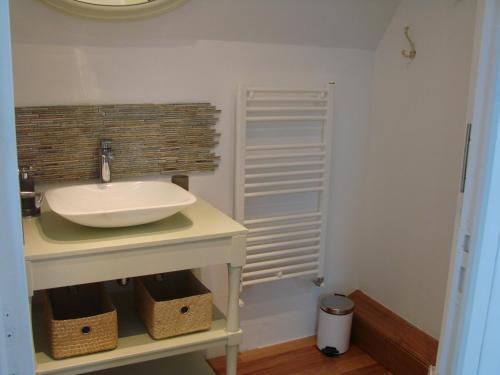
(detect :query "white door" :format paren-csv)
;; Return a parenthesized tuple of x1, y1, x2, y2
(0, 0, 36, 374)
(437, 0, 500, 373)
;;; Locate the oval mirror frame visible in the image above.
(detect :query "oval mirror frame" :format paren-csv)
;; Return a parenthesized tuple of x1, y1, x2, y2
(40, 0, 190, 20)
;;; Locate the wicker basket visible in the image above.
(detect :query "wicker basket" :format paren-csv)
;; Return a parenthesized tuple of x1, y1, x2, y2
(42, 283, 118, 359)
(135, 271, 212, 340)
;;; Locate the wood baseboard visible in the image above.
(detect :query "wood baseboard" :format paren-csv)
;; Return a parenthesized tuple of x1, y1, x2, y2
(349, 290, 438, 375)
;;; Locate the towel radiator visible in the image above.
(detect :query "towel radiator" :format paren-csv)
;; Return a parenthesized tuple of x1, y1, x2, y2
(235, 84, 334, 287)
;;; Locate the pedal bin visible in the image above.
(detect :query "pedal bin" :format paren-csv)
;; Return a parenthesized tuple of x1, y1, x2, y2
(316, 294, 354, 357)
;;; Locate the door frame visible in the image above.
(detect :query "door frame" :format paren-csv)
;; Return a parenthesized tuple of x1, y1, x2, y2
(437, 0, 500, 373)
(0, 0, 36, 374)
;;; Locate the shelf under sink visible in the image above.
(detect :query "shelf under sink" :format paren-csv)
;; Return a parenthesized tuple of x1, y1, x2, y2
(83, 352, 216, 375)
(32, 292, 232, 375)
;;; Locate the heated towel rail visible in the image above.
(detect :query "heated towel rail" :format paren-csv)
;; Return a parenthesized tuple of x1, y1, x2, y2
(235, 84, 334, 287)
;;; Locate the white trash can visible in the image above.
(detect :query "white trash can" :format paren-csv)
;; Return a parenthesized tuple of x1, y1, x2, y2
(316, 294, 354, 356)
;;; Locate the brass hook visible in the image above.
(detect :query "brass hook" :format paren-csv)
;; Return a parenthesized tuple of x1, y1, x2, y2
(401, 26, 416, 60)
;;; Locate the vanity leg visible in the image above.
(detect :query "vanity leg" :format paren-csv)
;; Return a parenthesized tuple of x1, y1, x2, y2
(28, 288, 36, 369)
(226, 344, 239, 375)
(227, 265, 241, 332)
(226, 265, 242, 375)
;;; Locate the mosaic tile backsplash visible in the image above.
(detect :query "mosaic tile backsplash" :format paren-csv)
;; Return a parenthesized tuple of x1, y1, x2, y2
(16, 103, 220, 182)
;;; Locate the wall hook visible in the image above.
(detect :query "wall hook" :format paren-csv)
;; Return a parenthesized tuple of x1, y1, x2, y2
(401, 26, 416, 60)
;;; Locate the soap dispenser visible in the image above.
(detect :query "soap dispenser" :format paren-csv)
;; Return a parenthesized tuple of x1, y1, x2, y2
(19, 166, 42, 217)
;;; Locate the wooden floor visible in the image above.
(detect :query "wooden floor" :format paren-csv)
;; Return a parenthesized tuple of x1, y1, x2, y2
(208, 337, 392, 375)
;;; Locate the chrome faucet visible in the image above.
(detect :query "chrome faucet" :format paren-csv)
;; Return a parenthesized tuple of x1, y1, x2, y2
(100, 139, 113, 183)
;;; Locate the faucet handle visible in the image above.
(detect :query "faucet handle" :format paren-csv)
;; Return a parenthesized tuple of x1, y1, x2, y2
(101, 139, 112, 150)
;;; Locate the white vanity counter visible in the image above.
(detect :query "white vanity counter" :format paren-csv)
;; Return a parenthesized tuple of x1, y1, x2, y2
(23, 197, 247, 375)
(24, 198, 246, 261)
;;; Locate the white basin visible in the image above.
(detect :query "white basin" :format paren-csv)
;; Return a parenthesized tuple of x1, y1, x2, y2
(45, 181, 197, 228)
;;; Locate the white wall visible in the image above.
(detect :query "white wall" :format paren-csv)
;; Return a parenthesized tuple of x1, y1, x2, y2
(357, 0, 477, 338)
(11, 0, 400, 49)
(11, 5, 375, 349)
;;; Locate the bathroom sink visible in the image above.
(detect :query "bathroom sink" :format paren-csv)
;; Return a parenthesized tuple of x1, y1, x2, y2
(45, 181, 197, 228)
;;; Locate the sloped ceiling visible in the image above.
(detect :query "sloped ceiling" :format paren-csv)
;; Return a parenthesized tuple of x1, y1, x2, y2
(10, 0, 401, 49)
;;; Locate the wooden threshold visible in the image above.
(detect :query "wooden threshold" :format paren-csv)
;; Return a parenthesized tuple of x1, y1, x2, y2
(349, 290, 438, 375)
(208, 336, 391, 375)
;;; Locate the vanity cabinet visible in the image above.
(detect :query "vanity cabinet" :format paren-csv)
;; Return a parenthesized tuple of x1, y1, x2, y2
(23, 198, 247, 375)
